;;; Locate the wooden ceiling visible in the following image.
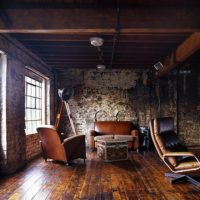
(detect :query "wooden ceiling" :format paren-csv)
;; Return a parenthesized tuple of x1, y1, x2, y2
(1, 0, 200, 74)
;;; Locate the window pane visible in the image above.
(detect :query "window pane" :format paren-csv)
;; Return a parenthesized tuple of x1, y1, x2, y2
(36, 87, 40, 98)
(35, 81, 40, 86)
(26, 77, 31, 83)
(31, 86, 35, 96)
(26, 109, 32, 120)
(31, 79, 36, 85)
(35, 110, 39, 120)
(27, 84, 32, 96)
(32, 110, 36, 120)
(27, 96, 31, 107)
(36, 99, 40, 109)
(25, 72, 47, 135)
(26, 121, 31, 134)
(31, 97, 35, 108)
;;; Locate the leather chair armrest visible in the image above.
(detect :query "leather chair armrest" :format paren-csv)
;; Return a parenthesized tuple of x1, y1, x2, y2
(163, 151, 200, 165)
(62, 135, 86, 161)
(163, 152, 195, 157)
(131, 129, 139, 151)
(163, 151, 200, 172)
(63, 135, 85, 145)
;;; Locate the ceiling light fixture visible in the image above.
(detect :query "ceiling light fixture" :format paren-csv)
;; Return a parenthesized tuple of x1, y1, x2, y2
(90, 37, 104, 47)
(96, 64, 106, 71)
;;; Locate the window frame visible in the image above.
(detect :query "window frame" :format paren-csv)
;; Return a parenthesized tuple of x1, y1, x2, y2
(25, 67, 50, 135)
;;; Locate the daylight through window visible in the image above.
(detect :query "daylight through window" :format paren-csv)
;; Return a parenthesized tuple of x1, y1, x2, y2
(25, 68, 49, 134)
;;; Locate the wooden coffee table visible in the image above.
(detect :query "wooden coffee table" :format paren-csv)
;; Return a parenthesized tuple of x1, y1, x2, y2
(96, 138, 128, 162)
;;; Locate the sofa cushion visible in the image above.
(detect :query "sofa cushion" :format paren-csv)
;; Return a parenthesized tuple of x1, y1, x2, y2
(94, 135, 114, 141)
(114, 135, 134, 141)
(94, 121, 134, 135)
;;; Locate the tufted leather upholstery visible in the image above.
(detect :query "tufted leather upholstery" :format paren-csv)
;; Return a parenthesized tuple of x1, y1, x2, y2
(150, 117, 200, 173)
(90, 121, 139, 150)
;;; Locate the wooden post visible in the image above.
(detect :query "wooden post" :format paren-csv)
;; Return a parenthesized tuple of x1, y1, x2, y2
(55, 102, 63, 130)
(64, 101, 77, 135)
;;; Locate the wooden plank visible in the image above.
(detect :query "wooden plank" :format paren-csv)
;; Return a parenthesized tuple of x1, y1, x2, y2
(10, 33, 190, 42)
(156, 32, 200, 78)
(0, 28, 198, 34)
(0, 8, 200, 33)
(1, 151, 200, 199)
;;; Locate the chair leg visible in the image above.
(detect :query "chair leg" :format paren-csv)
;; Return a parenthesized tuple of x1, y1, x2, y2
(171, 176, 187, 184)
(187, 176, 200, 187)
(65, 162, 70, 166)
(84, 158, 86, 164)
(165, 173, 184, 179)
(165, 173, 200, 186)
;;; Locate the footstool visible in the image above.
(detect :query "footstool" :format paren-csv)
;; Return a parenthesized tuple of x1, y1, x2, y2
(96, 138, 128, 162)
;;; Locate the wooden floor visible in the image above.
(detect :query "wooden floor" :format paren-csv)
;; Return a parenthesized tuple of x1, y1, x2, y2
(0, 150, 200, 200)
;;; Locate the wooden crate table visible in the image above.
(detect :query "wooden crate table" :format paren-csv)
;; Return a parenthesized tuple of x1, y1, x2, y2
(96, 138, 128, 162)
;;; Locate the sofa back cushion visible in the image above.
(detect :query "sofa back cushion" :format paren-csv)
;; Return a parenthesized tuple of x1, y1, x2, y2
(94, 121, 134, 135)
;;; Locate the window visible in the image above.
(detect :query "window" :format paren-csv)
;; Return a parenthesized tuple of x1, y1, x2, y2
(25, 68, 50, 134)
(0, 50, 7, 158)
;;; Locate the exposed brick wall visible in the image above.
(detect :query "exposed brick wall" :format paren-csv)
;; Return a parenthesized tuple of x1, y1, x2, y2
(177, 67, 200, 146)
(0, 34, 55, 174)
(26, 134, 41, 160)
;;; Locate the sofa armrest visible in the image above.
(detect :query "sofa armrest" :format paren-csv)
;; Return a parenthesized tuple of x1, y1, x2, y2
(63, 135, 86, 151)
(131, 129, 139, 151)
(89, 130, 96, 149)
(90, 130, 96, 136)
(63, 135, 86, 161)
(131, 129, 139, 137)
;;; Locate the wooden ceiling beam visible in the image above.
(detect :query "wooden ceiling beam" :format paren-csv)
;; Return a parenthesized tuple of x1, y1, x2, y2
(0, 8, 200, 33)
(2, 1, 200, 9)
(10, 33, 190, 42)
(23, 42, 180, 48)
(155, 32, 200, 78)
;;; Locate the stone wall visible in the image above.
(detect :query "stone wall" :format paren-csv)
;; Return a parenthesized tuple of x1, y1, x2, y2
(0, 34, 54, 174)
(57, 67, 199, 147)
(58, 69, 156, 144)
(178, 67, 200, 146)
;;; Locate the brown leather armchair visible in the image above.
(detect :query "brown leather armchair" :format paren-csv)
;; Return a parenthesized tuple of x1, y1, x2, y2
(37, 125, 86, 165)
(149, 117, 200, 186)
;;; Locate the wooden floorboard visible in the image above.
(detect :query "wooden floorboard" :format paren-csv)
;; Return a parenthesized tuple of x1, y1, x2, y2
(0, 150, 200, 200)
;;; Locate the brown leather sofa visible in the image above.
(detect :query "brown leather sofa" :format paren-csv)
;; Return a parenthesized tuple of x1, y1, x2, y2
(89, 121, 139, 150)
(37, 125, 86, 165)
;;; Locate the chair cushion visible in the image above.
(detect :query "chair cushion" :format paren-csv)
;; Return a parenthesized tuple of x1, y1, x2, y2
(175, 157, 200, 171)
(157, 117, 174, 133)
(114, 135, 134, 141)
(156, 131, 188, 166)
(94, 121, 134, 135)
(94, 135, 114, 141)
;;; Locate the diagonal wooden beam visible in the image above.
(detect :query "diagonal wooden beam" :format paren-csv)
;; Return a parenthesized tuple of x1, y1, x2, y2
(155, 32, 200, 78)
